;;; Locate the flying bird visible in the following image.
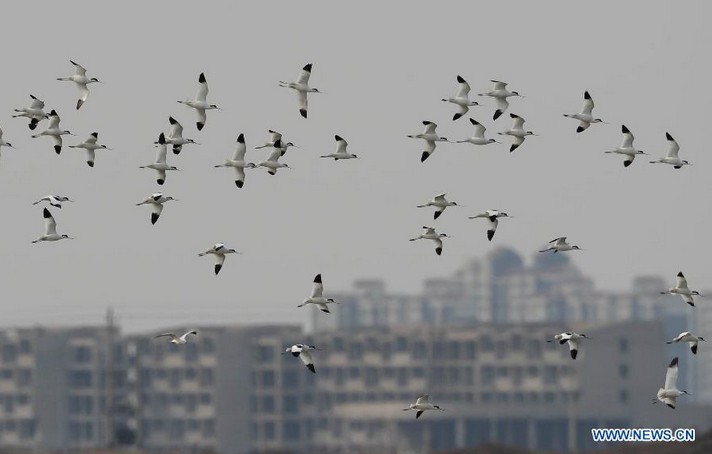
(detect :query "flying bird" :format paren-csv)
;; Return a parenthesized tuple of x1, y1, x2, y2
(0, 127, 15, 159)
(68, 132, 111, 167)
(257, 140, 291, 175)
(417, 193, 459, 220)
(563, 91, 605, 133)
(12, 95, 47, 130)
(178, 73, 219, 131)
(57, 60, 101, 110)
(164, 117, 198, 154)
(478, 80, 523, 120)
(140, 133, 179, 185)
(214, 133, 257, 188)
(154, 331, 198, 345)
(407, 121, 450, 162)
(653, 357, 688, 409)
(456, 119, 500, 146)
(283, 344, 319, 373)
(320, 135, 358, 160)
(605, 125, 647, 167)
(498, 114, 536, 152)
(547, 332, 590, 359)
(279, 63, 322, 118)
(442, 75, 479, 121)
(32, 208, 73, 243)
(31, 110, 74, 154)
(33, 195, 73, 209)
(409, 226, 452, 256)
(198, 243, 240, 275)
(468, 210, 511, 241)
(667, 332, 706, 355)
(136, 193, 178, 225)
(297, 274, 338, 313)
(539, 237, 582, 253)
(402, 395, 445, 419)
(649, 133, 692, 169)
(255, 130, 297, 156)
(661, 272, 701, 307)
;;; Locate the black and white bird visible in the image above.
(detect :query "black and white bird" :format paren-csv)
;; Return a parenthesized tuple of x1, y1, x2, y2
(283, 344, 319, 373)
(0, 127, 15, 158)
(198, 243, 240, 275)
(654, 357, 688, 409)
(661, 272, 701, 307)
(407, 121, 450, 162)
(297, 274, 338, 313)
(468, 210, 511, 241)
(12, 94, 47, 130)
(442, 75, 479, 121)
(605, 125, 647, 167)
(417, 193, 459, 220)
(539, 237, 582, 253)
(68, 132, 111, 167)
(279, 63, 322, 118)
(154, 331, 198, 345)
(478, 80, 524, 120)
(32, 208, 73, 243)
(320, 135, 358, 160)
(498, 114, 536, 152)
(564, 91, 605, 133)
(667, 332, 706, 355)
(258, 140, 291, 175)
(57, 60, 101, 110)
(33, 195, 73, 209)
(31, 110, 74, 154)
(178, 73, 219, 131)
(409, 226, 452, 256)
(456, 119, 500, 146)
(649, 133, 692, 169)
(547, 332, 590, 359)
(402, 395, 445, 419)
(165, 117, 198, 154)
(140, 133, 179, 185)
(255, 130, 297, 156)
(136, 193, 178, 225)
(214, 133, 257, 188)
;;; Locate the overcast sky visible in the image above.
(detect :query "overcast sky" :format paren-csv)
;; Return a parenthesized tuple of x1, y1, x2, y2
(0, 1, 709, 332)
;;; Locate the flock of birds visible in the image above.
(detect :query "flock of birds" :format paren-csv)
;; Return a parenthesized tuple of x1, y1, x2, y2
(0, 60, 703, 417)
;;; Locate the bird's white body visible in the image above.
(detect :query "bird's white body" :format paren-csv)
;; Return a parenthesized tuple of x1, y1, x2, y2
(198, 243, 240, 275)
(57, 61, 100, 109)
(137, 193, 177, 225)
(69, 132, 110, 167)
(649, 133, 691, 169)
(564, 91, 604, 133)
(402, 395, 445, 419)
(469, 210, 510, 241)
(321, 135, 358, 160)
(498, 114, 536, 152)
(417, 193, 458, 220)
(655, 357, 688, 409)
(178, 73, 219, 130)
(548, 332, 588, 359)
(141, 134, 179, 185)
(605, 125, 646, 167)
(155, 331, 197, 345)
(31, 110, 73, 154)
(539, 237, 581, 253)
(215, 134, 257, 188)
(408, 121, 450, 162)
(442, 76, 479, 120)
(33, 208, 72, 243)
(457, 119, 499, 145)
(410, 226, 451, 256)
(478, 80, 523, 120)
(297, 274, 338, 313)
(284, 344, 319, 373)
(279, 64, 321, 118)
(667, 331, 706, 355)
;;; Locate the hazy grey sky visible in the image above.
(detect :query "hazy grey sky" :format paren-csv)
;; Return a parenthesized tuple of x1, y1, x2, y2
(0, 1, 709, 331)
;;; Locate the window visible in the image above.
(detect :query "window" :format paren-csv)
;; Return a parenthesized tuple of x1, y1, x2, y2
(395, 336, 408, 352)
(261, 396, 275, 413)
(283, 395, 299, 414)
(283, 421, 301, 441)
(73, 346, 92, 363)
(619, 364, 629, 378)
(68, 371, 92, 388)
(282, 370, 299, 387)
(257, 345, 274, 363)
(200, 368, 214, 386)
(263, 422, 275, 440)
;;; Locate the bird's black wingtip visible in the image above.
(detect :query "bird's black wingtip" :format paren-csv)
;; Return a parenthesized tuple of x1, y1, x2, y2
(303, 63, 313, 72)
(214, 264, 222, 275)
(43, 208, 51, 218)
(456, 75, 466, 83)
(584, 91, 591, 99)
(158, 133, 166, 144)
(197, 122, 205, 131)
(299, 109, 307, 118)
(666, 132, 674, 141)
(87, 161, 94, 167)
(314, 274, 322, 283)
(510, 144, 519, 152)
(151, 213, 159, 225)
(237, 133, 245, 143)
(622, 125, 630, 134)
(669, 357, 679, 367)
(623, 160, 632, 167)
(335, 135, 343, 141)
(199, 73, 206, 83)
(91, 132, 98, 138)
(487, 230, 495, 241)
(169, 116, 177, 124)
(434, 211, 441, 220)
(493, 110, 502, 120)
(157, 179, 165, 185)
(420, 151, 430, 162)
(307, 364, 316, 373)
(570, 350, 578, 360)
(453, 113, 462, 121)
(435, 247, 442, 256)
(235, 180, 244, 188)
(576, 126, 585, 133)
(54, 145, 62, 154)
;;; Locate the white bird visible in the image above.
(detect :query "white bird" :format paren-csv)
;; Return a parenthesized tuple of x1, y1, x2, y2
(68, 132, 111, 167)
(177, 73, 219, 131)
(12, 94, 47, 130)
(667, 332, 706, 355)
(320, 135, 358, 160)
(417, 193, 459, 220)
(442, 75, 479, 121)
(409, 226, 452, 256)
(198, 243, 240, 275)
(279, 63, 322, 119)
(564, 91, 606, 133)
(498, 114, 536, 152)
(402, 395, 445, 419)
(214, 133, 257, 188)
(661, 271, 701, 307)
(297, 274, 339, 313)
(605, 125, 647, 167)
(257, 140, 291, 175)
(649, 133, 692, 169)
(136, 193, 178, 225)
(407, 121, 450, 162)
(654, 357, 688, 409)
(0, 127, 15, 159)
(456, 119, 500, 146)
(31, 110, 74, 154)
(33, 195, 73, 209)
(468, 210, 511, 241)
(140, 133, 180, 185)
(32, 208, 73, 243)
(539, 237, 582, 253)
(478, 80, 524, 120)
(282, 344, 319, 373)
(255, 130, 297, 156)
(164, 116, 198, 154)
(154, 331, 198, 345)
(57, 60, 101, 110)
(546, 332, 590, 359)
